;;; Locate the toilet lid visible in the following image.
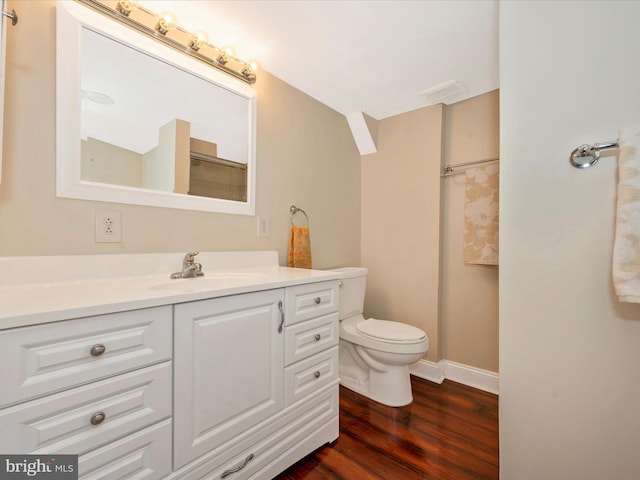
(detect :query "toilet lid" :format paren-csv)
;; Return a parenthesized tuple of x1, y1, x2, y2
(356, 319, 426, 342)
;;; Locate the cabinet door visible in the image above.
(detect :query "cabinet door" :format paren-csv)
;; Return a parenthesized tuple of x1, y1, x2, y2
(173, 289, 285, 469)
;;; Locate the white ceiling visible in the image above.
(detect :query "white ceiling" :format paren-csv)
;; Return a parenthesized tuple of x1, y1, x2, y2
(138, 0, 499, 120)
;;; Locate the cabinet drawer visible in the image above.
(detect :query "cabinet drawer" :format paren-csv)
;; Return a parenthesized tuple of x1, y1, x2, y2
(284, 312, 338, 366)
(0, 362, 171, 455)
(285, 281, 339, 325)
(196, 386, 338, 480)
(285, 346, 338, 405)
(0, 306, 172, 408)
(79, 419, 172, 480)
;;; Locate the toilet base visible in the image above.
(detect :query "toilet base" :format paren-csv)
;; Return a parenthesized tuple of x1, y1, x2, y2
(340, 367, 414, 407)
(339, 340, 415, 407)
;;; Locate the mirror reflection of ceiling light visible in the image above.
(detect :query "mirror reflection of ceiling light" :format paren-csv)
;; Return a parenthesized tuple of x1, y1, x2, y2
(78, 0, 259, 84)
(82, 90, 115, 105)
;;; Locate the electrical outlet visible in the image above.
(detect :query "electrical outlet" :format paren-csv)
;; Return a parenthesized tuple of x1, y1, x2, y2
(257, 216, 270, 238)
(95, 210, 122, 243)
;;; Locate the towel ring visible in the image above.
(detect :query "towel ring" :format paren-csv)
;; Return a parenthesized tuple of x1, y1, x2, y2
(290, 205, 309, 226)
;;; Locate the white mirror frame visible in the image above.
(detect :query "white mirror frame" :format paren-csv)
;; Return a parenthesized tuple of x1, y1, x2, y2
(56, 1, 257, 215)
(0, 0, 8, 185)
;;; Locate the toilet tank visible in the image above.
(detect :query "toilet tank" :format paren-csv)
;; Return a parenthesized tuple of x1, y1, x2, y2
(332, 267, 368, 320)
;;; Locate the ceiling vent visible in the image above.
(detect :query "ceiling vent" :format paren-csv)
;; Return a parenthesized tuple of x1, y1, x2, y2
(419, 79, 468, 105)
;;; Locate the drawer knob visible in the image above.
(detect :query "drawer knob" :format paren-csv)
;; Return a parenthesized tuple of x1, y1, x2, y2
(90, 411, 106, 425)
(314, 297, 321, 304)
(90, 344, 106, 357)
(314, 371, 321, 379)
(314, 334, 321, 341)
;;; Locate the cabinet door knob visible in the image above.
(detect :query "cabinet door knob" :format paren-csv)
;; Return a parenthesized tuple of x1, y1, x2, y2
(90, 411, 106, 425)
(277, 300, 285, 334)
(314, 371, 321, 379)
(90, 344, 106, 357)
(314, 297, 321, 304)
(314, 334, 321, 341)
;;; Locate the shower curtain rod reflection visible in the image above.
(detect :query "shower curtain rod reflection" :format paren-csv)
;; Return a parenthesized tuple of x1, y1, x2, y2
(441, 157, 500, 177)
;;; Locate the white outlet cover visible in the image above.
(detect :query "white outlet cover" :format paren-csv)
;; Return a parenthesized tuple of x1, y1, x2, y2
(95, 210, 122, 242)
(257, 216, 270, 238)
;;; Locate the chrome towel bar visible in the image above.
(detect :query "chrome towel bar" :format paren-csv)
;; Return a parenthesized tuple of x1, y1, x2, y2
(569, 141, 619, 169)
(441, 157, 499, 177)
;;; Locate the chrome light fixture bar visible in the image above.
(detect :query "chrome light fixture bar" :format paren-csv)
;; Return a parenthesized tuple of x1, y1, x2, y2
(76, 0, 258, 84)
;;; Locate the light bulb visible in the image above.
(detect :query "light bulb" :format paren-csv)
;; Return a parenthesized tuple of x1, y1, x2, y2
(156, 12, 177, 35)
(190, 31, 209, 51)
(116, 0, 138, 16)
(247, 59, 260, 73)
(241, 63, 257, 82)
(217, 45, 236, 65)
(221, 45, 236, 57)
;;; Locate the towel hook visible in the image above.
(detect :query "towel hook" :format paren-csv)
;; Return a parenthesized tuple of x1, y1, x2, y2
(290, 205, 309, 226)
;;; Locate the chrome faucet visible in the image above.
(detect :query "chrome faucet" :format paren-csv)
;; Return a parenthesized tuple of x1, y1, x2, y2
(170, 252, 205, 279)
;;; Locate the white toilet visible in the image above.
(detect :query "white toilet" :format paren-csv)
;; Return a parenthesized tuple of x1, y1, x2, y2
(334, 267, 429, 407)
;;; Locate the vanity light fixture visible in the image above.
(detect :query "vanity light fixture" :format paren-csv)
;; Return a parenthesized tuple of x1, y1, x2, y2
(77, 0, 259, 84)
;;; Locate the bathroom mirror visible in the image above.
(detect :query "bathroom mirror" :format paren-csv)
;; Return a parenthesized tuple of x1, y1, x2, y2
(56, 1, 257, 214)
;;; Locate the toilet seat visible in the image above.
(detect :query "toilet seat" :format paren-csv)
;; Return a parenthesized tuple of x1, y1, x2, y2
(340, 315, 429, 355)
(356, 318, 426, 344)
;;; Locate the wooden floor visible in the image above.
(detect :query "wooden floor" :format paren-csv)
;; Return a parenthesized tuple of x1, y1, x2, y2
(274, 376, 499, 480)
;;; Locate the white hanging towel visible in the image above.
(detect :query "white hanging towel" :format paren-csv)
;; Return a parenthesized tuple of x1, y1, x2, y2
(612, 125, 640, 303)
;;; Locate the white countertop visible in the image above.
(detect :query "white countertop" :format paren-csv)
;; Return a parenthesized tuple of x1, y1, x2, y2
(0, 252, 343, 329)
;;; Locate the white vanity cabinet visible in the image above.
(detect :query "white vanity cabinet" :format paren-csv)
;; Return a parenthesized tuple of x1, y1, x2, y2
(0, 265, 341, 480)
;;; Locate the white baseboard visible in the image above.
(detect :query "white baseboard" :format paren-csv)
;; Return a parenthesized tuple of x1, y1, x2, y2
(410, 359, 499, 395)
(409, 359, 445, 384)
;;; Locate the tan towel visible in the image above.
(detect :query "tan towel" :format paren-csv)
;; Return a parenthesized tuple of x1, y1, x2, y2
(463, 164, 499, 265)
(613, 126, 640, 303)
(288, 225, 312, 269)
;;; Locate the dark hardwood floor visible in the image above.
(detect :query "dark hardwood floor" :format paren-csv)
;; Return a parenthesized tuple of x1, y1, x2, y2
(274, 376, 499, 479)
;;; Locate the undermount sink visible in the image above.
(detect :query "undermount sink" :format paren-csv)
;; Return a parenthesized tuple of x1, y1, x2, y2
(150, 273, 268, 292)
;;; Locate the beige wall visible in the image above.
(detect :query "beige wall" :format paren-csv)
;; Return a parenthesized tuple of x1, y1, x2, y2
(361, 93, 499, 370)
(361, 105, 444, 362)
(442, 90, 499, 372)
(0, 1, 361, 269)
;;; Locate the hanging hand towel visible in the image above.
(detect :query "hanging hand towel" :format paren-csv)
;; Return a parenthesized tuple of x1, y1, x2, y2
(612, 125, 640, 303)
(463, 164, 500, 266)
(288, 225, 312, 269)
